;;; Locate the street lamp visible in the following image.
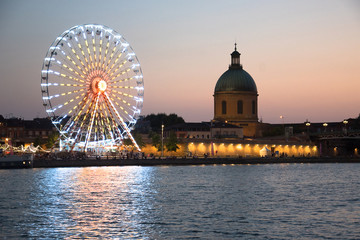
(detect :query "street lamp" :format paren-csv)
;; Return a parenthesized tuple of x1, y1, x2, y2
(161, 124, 164, 157)
(306, 121, 311, 140)
(323, 123, 328, 133)
(280, 115, 285, 137)
(343, 120, 348, 135)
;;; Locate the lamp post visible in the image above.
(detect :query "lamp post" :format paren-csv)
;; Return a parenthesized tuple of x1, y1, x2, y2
(306, 121, 311, 140)
(343, 120, 348, 136)
(280, 115, 285, 138)
(161, 124, 164, 157)
(323, 123, 328, 133)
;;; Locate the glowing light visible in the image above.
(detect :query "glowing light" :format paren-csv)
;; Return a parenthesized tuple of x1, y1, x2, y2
(98, 80, 107, 92)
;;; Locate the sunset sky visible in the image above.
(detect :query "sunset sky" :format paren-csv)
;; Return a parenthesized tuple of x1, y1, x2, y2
(0, 0, 359, 123)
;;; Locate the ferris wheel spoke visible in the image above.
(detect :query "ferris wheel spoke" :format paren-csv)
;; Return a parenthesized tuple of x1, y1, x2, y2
(75, 40, 91, 73)
(109, 76, 133, 84)
(109, 94, 136, 120)
(108, 59, 128, 78)
(69, 38, 91, 74)
(61, 61, 86, 80)
(98, 101, 118, 143)
(59, 43, 88, 76)
(111, 89, 135, 100)
(69, 97, 96, 144)
(63, 52, 89, 78)
(102, 95, 124, 137)
(63, 95, 90, 134)
(109, 68, 131, 81)
(99, 98, 114, 139)
(50, 70, 85, 84)
(88, 35, 100, 71)
(57, 42, 89, 80)
(49, 61, 85, 84)
(52, 92, 86, 125)
(96, 34, 106, 71)
(93, 111, 104, 142)
(100, 37, 110, 70)
(58, 83, 86, 88)
(42, 87, 82, 101)
(110, 56, 139, 79)
(104, 43, 122, 72)
(65, 37, 91, 73)
(102, 98, 125, 140)
(106, 54, 125, 76)
(101, 107, 118, 141)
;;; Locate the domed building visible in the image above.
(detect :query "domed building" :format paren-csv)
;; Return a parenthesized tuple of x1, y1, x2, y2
(214, 44, 260, 137)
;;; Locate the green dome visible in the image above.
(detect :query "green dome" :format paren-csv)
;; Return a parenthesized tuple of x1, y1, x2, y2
(215, 68, 257, 93)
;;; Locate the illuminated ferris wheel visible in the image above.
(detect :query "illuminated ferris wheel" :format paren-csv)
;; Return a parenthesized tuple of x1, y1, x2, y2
(41, 24, 144, 152)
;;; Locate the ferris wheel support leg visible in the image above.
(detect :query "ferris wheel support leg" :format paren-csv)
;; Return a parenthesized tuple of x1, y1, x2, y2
(101, 99, 124, 145)
(104, 92, 141, 151)
(84, 93, 100, 151)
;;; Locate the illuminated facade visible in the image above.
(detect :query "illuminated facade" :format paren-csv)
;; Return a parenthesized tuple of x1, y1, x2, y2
(140, 141, 318, 158)
(214, 44, 259, 137)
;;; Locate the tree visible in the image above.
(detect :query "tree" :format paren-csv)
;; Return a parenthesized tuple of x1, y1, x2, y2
(149, 131, 161, 151)
(133, 133, 145, 149)
(166, 131, 179, 152)
(123, 133, 146, 149)
(144, 113, 185, 132)
(34, 137, 45, 148)
(123, 138, 133, 146)
(46, 131, 59, 149)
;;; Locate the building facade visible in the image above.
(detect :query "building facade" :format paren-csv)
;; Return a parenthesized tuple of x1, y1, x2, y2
(0, 117, 57, 147)
(164, 122, 243, 140)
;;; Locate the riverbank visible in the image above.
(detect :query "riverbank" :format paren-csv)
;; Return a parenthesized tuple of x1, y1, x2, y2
(32, 156, 360, 168)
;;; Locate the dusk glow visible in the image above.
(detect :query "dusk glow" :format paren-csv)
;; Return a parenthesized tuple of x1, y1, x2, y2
(0, 0, 359, 123)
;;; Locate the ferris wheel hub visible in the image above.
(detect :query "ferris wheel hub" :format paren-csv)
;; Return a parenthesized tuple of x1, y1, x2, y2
(91, 77, 107, 94)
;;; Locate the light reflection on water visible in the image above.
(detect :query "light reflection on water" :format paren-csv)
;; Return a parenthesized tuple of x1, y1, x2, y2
(0, 164, 360, 239)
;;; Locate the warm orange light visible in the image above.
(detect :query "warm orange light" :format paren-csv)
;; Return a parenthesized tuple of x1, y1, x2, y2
(98, 80, 107, 92)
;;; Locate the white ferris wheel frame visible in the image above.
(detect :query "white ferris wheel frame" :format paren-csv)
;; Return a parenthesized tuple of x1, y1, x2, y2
(41, 24, 144, 152)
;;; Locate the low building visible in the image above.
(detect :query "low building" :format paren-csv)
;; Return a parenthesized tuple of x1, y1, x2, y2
(0, 117, 57, 147)
(164, 121, 243, 140)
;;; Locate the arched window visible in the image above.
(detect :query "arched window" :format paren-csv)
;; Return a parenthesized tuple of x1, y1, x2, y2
(222, 101, 227, 114)
(237, 100, 243, 114)
(252, 100, 256, 114)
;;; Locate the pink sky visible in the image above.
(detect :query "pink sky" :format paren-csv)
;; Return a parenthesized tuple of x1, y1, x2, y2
(0, 0, 359, 123)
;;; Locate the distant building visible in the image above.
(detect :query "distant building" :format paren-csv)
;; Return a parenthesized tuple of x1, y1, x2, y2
(0, 117, 56, 147)
(213, 44, 260, 137)
(164, 122, 243, 139)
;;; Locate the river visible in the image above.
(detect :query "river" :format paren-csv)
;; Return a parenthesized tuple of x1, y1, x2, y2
(1, 163, 359, 239)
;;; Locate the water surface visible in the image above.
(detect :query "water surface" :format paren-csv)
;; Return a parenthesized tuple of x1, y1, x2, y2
(0, 163, 359, 239)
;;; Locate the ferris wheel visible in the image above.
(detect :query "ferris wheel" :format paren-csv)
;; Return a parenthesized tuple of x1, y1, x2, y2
(41, 24, 144, 152)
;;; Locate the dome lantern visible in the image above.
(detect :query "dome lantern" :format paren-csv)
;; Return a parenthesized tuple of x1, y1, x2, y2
(230, 43, 242, 69)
